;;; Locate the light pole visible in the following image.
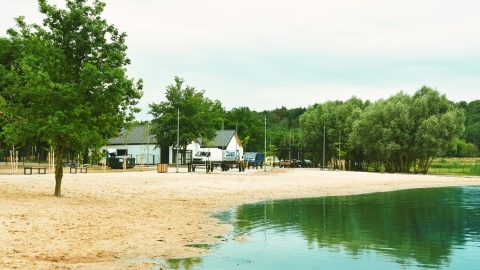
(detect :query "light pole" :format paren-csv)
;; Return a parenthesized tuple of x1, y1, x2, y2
(322, 125, 325, 169)
(264, 115, 267, 172)
(176, 108, 179, 173)
(338, 130, 341, 170)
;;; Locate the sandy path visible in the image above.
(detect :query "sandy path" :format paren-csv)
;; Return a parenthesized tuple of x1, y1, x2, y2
(1, 167, 479, 269)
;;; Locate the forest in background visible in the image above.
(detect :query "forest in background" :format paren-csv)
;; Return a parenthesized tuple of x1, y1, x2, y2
(188, 86, 479, 173)
(142, 81, 479, 174)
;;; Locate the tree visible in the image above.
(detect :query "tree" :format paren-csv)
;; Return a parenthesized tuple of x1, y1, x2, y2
(0, 37, 22, 149)
(350, 86, 464, 173)
(465, 122, 480, 153)
(148, 76, 223, 163)
(224, 107, 264, 152)
(299, 98, 367, 169)
(463, 100, 480, 151)
(411, 87, 465, 173)
(451, 138, 479, 157)
(299, 104, 329, 164)
(0, 0, 143, 196)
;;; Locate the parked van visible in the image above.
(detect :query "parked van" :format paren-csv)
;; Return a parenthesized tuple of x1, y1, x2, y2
(244, 152, 264, 169)
(192, 149, 239, 164)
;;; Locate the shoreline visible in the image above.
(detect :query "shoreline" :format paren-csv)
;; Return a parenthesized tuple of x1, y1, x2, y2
(1, 168, 479, 269)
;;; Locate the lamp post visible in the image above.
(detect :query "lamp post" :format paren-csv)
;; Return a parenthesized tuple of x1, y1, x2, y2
(264, 115, 267, 172)
(322, 125, 325, 169)
(338, 130, 341, 170)
(176, 108, 179, 173)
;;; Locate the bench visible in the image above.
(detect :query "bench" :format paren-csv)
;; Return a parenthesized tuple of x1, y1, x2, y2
(70, 166, 88, 174)
(24, 166, 47, 175)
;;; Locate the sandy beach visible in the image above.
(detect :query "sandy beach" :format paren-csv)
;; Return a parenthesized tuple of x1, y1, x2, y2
(1, 166, 479, 269)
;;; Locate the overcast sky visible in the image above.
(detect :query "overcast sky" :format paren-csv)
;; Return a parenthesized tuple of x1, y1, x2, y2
(1, 0, 479, 120)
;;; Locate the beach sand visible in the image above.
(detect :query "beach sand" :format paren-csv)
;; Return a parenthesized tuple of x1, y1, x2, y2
(1, 166, 479, 269)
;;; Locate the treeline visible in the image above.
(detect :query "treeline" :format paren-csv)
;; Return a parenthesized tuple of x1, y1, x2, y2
(300, 87, 463, 173)
(215, 86, 478, 174)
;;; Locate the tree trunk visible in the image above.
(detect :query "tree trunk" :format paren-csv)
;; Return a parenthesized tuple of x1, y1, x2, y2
(54, 144, 65, 197)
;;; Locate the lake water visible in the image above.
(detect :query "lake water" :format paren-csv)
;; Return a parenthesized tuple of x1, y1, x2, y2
(155, 186, 480, 270)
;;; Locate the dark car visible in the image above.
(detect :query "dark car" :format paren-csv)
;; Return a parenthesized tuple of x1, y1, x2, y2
(302, 159, 313, 167)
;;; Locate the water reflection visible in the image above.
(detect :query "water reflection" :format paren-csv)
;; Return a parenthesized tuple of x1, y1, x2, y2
(165, 257, 203, 270)
(217, 186, 480, 269)
(144, 187, 480, 269)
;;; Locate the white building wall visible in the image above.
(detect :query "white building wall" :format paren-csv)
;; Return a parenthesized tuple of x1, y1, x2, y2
(187, 141, 201, 156)
(101, 145, 161, 165)
(227, 137, 243, 158)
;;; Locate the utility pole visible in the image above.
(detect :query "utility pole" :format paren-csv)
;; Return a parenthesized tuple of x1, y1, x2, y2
(322, 125, 325, 169)
(264, 115, 267, 172)
(176, 108, 179, 173)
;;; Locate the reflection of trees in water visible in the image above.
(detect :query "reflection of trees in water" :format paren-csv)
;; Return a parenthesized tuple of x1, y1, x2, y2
(463, 186, 480, 242)
(232, 187, 480, 268)
(166, 257, 203, 270)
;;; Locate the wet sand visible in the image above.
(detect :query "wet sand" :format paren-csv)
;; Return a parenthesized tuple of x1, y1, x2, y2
(1, 167, 479, 269)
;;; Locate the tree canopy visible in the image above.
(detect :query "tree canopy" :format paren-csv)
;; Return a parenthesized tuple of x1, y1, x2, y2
(0, 0, 143, 196)
(348, 87, 464, 173)
(296, 87, 466, 173)
(148, 76, 223, 162)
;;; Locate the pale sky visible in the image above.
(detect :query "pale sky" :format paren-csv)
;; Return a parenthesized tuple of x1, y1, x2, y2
(1, 0, 479, 120)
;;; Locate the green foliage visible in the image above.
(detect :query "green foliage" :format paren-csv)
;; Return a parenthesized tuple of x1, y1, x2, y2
(300, 97, 368, 169)
(470, 164, 480, 175)
(148, 76, 223, 158)
(0, 0, 143, 196)
(449, 138, 479, 157)
(429, 158, 480, 175)
(458, 100, 480, 152)
(465, 122, 480, 151)
(348, 87, 465, 173)
(464, 100, 480, 125)
(223, 107, 265, 152)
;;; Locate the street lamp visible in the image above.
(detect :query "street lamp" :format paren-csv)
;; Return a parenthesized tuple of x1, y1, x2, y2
(176, 108, 179, 173)
(322, 125, 325, 169)
(264, 115, 267, 172)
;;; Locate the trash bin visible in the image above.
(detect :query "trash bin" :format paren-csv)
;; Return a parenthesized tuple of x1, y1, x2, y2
(157, 163, 168, 173)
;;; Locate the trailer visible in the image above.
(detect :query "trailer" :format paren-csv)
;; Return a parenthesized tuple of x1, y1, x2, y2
(190, 148, 244, 172)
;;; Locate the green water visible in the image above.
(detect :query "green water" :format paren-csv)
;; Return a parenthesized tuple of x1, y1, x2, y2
(153, 186, 480, 269)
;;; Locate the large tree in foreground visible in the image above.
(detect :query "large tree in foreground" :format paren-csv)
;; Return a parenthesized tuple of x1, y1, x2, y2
(149, 76, 223, 163)
(0, 0, 143, 196)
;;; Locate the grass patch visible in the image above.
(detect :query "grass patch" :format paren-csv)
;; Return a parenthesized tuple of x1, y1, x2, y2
(429, 158, 480, 176)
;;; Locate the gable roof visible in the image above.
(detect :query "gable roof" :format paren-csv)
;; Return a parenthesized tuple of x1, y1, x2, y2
(108, 126, 241, 148)
(197, 130, 241, 148)
(213, 130, 235, 147)
(108, 125, 155, 145)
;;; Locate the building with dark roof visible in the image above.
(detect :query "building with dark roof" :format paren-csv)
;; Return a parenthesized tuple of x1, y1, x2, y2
(107, 125, 155, 145)
(101, 125, 159, 165)
(188, 130, 244, 163)
(103, 126, 243, 165)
